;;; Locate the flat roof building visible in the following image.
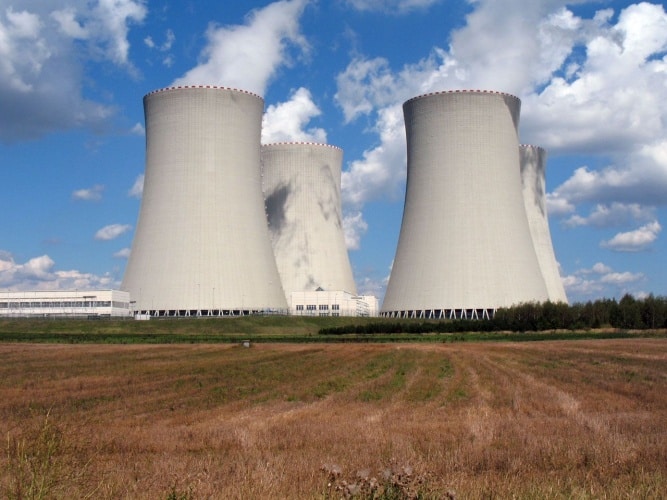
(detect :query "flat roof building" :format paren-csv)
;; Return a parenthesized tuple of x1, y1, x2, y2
(0, 290, 131, 318)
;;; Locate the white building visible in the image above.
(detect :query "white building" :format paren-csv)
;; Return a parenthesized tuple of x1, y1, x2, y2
(382, 90, 549, 319)
(0, 290, 131, 318)
(121, 86, 288, 317)
(290, 290, 378, 317)
(261, 142, 357, 297)
(520, 145, 568, 303)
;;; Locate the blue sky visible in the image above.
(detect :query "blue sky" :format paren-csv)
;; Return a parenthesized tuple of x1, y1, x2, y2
(1, 0, 666, 305)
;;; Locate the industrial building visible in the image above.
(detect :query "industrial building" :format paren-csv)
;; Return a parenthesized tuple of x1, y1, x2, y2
(121, 86, 288, 317)
(289, 290, 378, 317)
(261, 142, 357, 298)
(520, 144, 568, 303)
(0, 290, 131, 318)
(381, 90, 550, 319)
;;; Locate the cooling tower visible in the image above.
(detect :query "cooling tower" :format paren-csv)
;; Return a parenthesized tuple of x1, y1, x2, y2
(122, 86, 287, 316)
(261, 142, 357, 295)
(381, 90, 549, 319)
(520, 145, 568, 303)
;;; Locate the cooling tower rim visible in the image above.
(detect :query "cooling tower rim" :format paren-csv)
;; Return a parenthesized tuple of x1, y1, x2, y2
(145, 85, 263, 101)
(261, 141, 342, 152)
(404, 89, 520, 105)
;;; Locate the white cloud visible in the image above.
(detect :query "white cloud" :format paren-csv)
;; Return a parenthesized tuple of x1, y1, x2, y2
(546, 192, 576, 216)
(130, 122, 144, 135)
(261, 87, 326, 144)
(113, 247, 131, 258)
(0, 252, 115, 290)
(128, 174, 144, 198)
(90, 0, 147, 67)
(564, 202, 656, 228)
(600, 220, 661, 252)
(343, 211, 368, 250)
(0, 0, 146, 142)
(341, 104, 406, 209)
(172, 0, 308, 96)
(345, 0, 441, 14)
(94, 223, 132, 240)
(561, 261, 645, 301)
(144, 28, 174, 66)
(72, 184, 104, 201)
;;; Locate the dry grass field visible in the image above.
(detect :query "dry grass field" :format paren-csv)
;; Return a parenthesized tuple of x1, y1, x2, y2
(1, 339, 665, 499)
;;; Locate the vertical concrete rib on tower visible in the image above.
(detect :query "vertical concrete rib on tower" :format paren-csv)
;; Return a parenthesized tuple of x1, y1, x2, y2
(520, 144, 568, 304)
(261, 142, 357, 296)
(121, 86, 288, 316)
(381, 90, 549, 319)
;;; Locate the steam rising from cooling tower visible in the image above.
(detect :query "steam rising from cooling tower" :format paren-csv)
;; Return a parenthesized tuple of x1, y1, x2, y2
(261, 142, 357, 296)
(520, 145, 568, 304)
(381, 90, 550, 319)
(122, 86, 288, 316)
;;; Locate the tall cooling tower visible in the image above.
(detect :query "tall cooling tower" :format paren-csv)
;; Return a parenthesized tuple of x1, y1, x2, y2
(261, 142, 357, 295)
(381, 90, 549, 319)
(520, 144, 568, 303)
(122, 86, 287, 316)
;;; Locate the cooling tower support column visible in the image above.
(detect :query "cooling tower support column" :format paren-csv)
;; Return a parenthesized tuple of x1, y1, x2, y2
(381, 90, 549, 319)
(122, 86, 287, 316)
(261, 142, 357, 296)
(520, 145, 568, 303)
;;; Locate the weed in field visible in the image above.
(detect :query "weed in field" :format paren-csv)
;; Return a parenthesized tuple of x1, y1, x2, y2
(321, 461, 452, 499)
(4, 411, 64, 499)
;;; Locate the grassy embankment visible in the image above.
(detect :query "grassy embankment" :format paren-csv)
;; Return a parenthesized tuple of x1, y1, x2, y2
(1, 339, 665, 498)
(1, 316, 665, 344)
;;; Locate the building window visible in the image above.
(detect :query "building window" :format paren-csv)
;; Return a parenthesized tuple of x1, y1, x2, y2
(332, 304, 340, 310)
(319, 304, 328, 310)
(306, 304, 316, 311)
(296, 305, 304, 311)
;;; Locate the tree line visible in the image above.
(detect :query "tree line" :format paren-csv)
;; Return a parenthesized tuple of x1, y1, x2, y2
(319, 294, 667, 335)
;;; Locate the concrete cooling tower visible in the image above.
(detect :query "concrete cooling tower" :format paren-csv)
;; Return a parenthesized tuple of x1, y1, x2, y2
(520, 145, 568, 303)
(261, 142, 357, 295)
(381, 90, 549, 319)
(122, 86, 288, 316)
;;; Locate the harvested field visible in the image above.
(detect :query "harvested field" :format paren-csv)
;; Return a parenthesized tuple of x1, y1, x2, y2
(1, 339, 666, 498)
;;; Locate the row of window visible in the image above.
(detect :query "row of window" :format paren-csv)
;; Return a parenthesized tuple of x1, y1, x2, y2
(294, 304, 341, 311)
(0, 301, 118, 309)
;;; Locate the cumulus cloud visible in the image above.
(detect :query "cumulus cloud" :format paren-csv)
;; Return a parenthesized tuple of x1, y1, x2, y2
(72, 184, 104, 201)
(128, 174, 144, 198)
(0, 252, 115, 290)
(561, 261, 645, 300)
(0, 0, 146, 142)
(261, 87, 326, 143)
(564, 202, 656, 228)
(600, 220, 661, 252)
(172, 0, 308, 96)
(94, 223, 132, 240)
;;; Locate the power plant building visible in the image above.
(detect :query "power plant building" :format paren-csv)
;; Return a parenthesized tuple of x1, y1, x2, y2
(261, 142, 357, 298)
(122, 86, 288, 316)
(381, 90, 550, 319)
(520, 144, 568, 303)
(0, 290, 131, 318)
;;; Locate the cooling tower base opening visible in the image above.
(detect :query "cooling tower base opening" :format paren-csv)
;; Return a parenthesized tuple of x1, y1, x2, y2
(134, 308, 288, 318)
(380, 308, 496, 320)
